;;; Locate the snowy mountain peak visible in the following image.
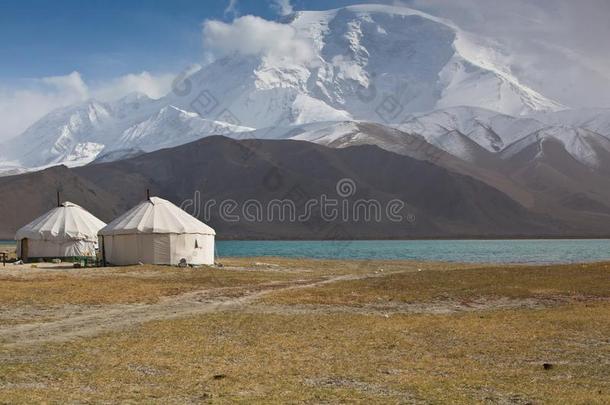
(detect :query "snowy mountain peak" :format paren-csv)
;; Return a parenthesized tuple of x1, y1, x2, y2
(396, 106, 547, 155)
(0, 3, 590, 175)
(502, 126, 610, 168)
(1, 99, 114, 168)
(111, 104, 254, 153)
(167, 3, 562, 134)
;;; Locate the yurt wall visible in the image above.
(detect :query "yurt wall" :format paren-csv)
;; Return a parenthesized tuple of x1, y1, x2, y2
(170, 234, 214, 265)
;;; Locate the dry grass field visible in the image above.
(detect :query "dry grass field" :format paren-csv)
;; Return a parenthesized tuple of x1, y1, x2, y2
(0, 256, 608, 403)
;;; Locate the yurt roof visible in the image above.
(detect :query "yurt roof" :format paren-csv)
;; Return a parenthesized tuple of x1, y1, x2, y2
(15, 202, 106, 242)
(99, 197, 216, 236)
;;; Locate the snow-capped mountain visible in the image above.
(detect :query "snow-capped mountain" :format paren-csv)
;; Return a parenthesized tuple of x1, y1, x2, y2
(395, 107, 546, 155)
(501, 127, 610, 170)
(2, 3, 608, 177)
(4, 99, 115, 168)
(0, 95, 249, 171)
(110, 105, 253, 153)
(168, 4, 562, 130)
(235, 105, 610, 171)
(529, 109, 610, 138)
(0, 95, 162, 170)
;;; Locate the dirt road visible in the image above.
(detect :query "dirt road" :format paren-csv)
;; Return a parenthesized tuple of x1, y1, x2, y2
(2, 266, 597, 348)
(0, 273, 369, 347)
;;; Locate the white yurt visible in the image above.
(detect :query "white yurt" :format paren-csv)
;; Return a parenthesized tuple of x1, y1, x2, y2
(99, 196, 215, 266)
(15, 202, 106, 261)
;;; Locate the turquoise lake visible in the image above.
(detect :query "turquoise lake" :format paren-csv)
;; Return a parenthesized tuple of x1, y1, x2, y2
(215, 239, 610, 264)
(3, 239, 610, 264)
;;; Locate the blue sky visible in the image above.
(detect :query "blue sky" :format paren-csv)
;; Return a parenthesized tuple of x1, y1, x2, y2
(0, 0, 371, 81)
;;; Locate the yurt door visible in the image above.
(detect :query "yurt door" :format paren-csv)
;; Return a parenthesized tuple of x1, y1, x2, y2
(21, 239, 29, 261)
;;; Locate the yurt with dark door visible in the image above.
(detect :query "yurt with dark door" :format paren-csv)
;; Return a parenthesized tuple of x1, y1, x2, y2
(15, 202, 106, 261)
(98, 196, 215, 266)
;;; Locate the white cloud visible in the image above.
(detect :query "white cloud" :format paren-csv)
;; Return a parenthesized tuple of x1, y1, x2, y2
(41, 71, 89, 99)
(0, 70, 174, 142)
(202, 15, 313, 64)
(0, 72, 89, 141)
(271, 0, 294, 16)
(91, 71, 175, 101)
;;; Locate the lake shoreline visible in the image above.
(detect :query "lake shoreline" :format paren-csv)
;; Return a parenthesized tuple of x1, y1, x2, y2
(3, 239, 610, 264)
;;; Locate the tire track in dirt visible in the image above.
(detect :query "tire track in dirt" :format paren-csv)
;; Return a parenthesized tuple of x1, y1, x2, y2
(0, 273, 375, 347)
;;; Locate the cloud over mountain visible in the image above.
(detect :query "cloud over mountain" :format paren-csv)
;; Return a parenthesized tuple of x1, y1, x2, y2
(202, 15, 314, 64)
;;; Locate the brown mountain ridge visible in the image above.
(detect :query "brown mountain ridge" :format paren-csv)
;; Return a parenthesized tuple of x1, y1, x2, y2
(0, 135, 598, 240)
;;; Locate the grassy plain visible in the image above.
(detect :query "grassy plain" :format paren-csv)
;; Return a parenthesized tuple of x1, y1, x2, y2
(0, 256, 608, 403)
